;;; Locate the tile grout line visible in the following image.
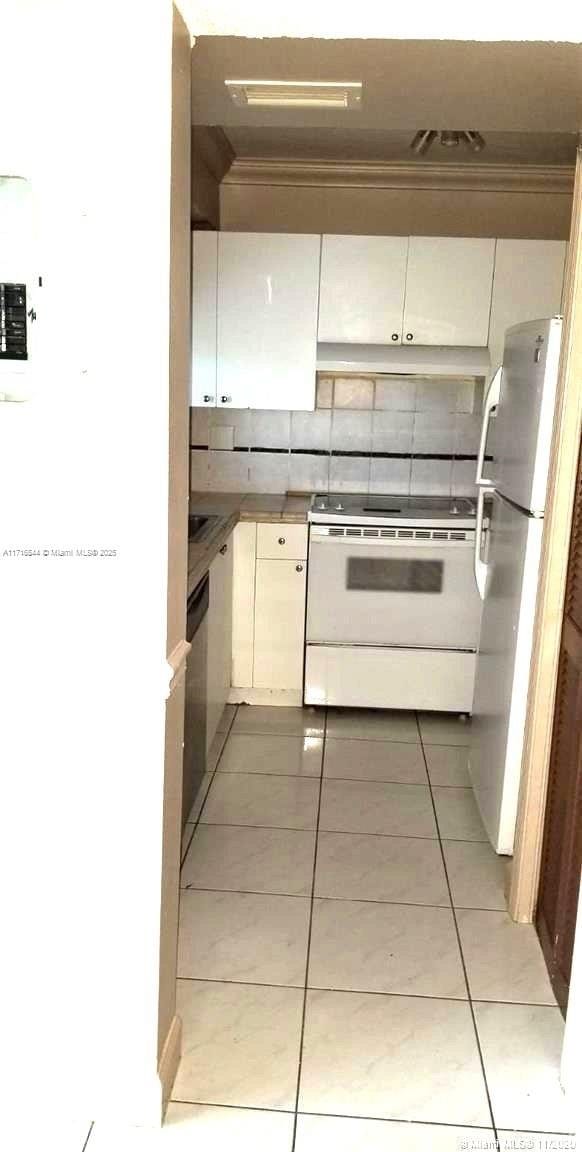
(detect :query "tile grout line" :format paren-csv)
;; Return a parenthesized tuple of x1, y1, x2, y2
(196, 817, 486, 843)
(178, 884, 507, 914)
(169, 1094, 506, 1133)
(290, 708, 328, 1152)
(169, 1094, 570, 1138)
(415, 710, 499, 1140)
(215, 770, 473, 789)
(175, 974, 556, 1009)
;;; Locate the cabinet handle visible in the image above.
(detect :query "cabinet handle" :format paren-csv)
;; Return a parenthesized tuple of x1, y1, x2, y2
(405, 333, 414, 342)
(296, 564, 303, 573)
(278, 537, 286, 545)
(220, 544, 228, 555)
(203, 394, 215, 404)
(221, 395, 232, 404)
(391, 333, 399, 342)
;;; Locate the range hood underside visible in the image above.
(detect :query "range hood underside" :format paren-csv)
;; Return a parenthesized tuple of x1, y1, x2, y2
(316, 342, 490, 377)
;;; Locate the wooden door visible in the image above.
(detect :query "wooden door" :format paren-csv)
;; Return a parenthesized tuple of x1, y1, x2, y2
(536, 442, 582, 1012)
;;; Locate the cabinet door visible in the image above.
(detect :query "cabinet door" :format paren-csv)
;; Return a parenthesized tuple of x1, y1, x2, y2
(403, 237, 495, 346)
(318, 235, 409, 344)
(253, 559, 306, 690)
(488, 240, 566, 376)
(191, 231, 218, 407)
(232, 521, 256, 688)
(217, 232, 320, 411)
(207, 536, 234, 752)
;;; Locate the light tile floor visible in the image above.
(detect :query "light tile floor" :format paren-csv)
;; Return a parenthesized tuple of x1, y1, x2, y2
(87, 705, 576, 1151)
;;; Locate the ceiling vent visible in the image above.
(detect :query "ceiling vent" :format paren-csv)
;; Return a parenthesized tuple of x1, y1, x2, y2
(225, 80, 362, 110)
(411, 130, 486, 155)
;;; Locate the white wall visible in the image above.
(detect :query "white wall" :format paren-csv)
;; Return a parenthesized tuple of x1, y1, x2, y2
(0, 0, 179, 1128)
(183, 0, 582, 39)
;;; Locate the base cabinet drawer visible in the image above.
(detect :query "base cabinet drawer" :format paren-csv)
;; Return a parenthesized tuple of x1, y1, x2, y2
(253, 559, 306, 690)
(257, 522, 308, 561)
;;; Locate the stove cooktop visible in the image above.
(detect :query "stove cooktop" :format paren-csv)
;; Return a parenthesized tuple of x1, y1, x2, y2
(308, 493, 477, 529)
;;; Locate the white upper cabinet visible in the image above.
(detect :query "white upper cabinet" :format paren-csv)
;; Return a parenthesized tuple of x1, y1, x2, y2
(403, 237, 496, 346)
(191, 231, 218, 407)
(217, 232, 321, 410)
(318, 235, 409, 344)
(488, 239, 566, 376)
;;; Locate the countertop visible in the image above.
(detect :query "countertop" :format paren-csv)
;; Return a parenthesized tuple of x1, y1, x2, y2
(187, 491, 311, 597)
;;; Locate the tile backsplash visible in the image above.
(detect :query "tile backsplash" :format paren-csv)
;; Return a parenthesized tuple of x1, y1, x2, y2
(190, 374, 484, 497)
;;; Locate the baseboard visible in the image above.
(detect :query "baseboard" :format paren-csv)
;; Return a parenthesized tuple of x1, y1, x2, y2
(158, 1013, 182, 1114)
(229, 687, 303, 707)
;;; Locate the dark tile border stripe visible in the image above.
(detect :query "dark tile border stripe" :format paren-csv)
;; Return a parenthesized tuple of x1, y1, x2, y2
(190, 445, 490, 463)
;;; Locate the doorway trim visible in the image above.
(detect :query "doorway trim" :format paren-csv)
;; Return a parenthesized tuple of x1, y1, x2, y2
(510, 142, 582, 923)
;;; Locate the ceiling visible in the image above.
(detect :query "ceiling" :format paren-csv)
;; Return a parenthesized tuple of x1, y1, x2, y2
(191, 37, 581, 168)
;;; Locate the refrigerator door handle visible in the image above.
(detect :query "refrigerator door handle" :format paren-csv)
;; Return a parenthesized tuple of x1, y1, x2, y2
(476, 367, 502, 487)
(474, 486, 490, 600)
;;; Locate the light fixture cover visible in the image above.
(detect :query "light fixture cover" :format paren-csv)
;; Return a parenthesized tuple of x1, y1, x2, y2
(225, 80, 362, 110)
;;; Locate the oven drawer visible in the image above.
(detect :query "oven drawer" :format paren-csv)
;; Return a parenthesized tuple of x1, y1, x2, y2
(257, 522, 308, 561)
(305, 644, 476, 712)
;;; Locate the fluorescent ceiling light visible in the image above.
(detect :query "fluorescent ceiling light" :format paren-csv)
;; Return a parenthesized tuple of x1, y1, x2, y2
(225, 80, 362, 110)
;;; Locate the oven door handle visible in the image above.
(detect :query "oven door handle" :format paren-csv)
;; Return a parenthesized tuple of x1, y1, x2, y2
(474, 486, 490, 601)
(476, 366, 501, 488)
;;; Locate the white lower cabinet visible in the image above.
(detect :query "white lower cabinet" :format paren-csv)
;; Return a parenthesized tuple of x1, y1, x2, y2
(206, 534, 233, 753)
(230, 520, 308, 699)
(253, 559, 306, 691)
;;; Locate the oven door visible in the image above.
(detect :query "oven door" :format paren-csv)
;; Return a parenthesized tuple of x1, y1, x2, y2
(307, 526, 481, 651)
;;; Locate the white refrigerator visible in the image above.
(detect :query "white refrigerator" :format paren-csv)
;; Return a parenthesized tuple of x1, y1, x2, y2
(470, 316, 563, 855)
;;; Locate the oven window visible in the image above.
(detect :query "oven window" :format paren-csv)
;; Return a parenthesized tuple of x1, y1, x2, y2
(347, 557, 443, 593)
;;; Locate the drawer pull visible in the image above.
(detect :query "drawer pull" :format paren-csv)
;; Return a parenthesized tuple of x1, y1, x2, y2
(405, 332, 414, 342)
(221, 395, 232, 404)
(296, 564, 303, 573)
(220, 544, 228, 555)
(203, 394, 214, 403)
(391, 333, 399, 342)
(278, 537, 286, 545)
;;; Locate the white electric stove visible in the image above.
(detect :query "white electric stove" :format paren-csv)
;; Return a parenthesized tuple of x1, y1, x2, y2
(305, 492, 482, 713)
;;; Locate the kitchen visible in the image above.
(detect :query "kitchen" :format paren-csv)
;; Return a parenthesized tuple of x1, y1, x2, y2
(174, 32, 580, 1152)
(2, 12, 581, 1149)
